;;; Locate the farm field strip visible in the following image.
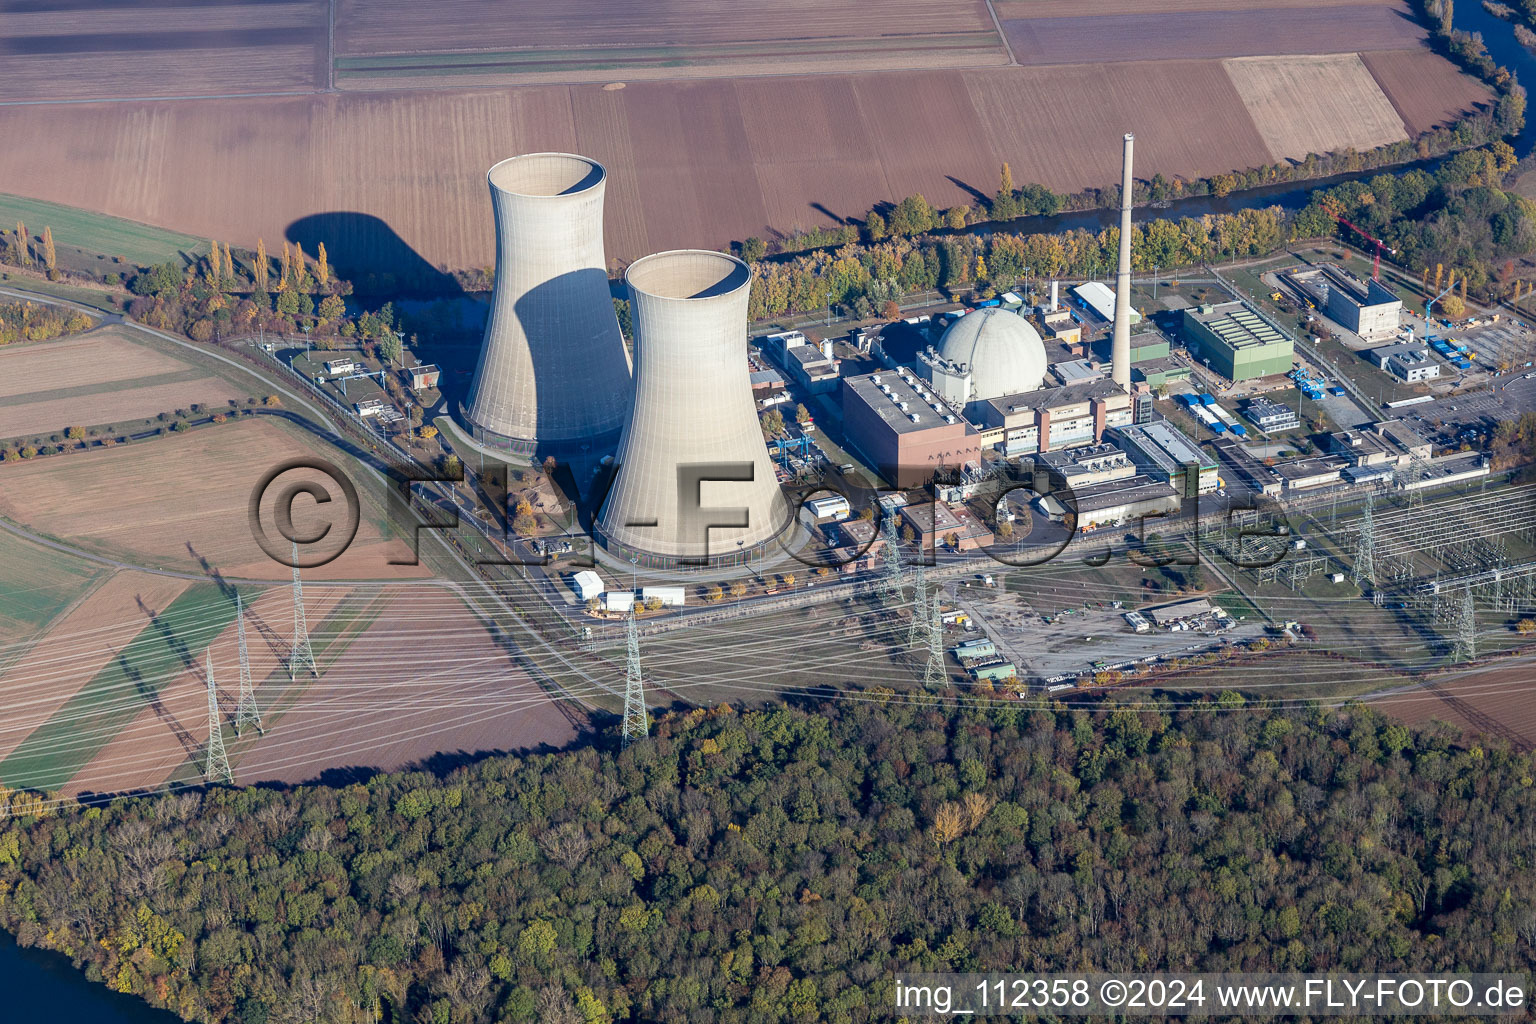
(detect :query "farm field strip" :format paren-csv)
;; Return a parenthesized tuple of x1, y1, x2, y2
(1225, 53, 1409, 163)
(994, 0, 1399, 14)
(0, 531, 106, 667)
(0, 193, 205, 266)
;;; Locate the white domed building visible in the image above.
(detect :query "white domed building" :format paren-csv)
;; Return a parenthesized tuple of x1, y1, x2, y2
(935, 307, 1048, 402)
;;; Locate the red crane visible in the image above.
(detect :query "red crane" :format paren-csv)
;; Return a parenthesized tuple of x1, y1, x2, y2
(1333, 215, 1395, 281)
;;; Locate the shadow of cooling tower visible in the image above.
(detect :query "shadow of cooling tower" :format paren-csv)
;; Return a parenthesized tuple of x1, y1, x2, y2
(285, 211, 461, 297)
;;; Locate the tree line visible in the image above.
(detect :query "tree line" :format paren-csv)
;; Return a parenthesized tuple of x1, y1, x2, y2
(0, 300, 94, 346)
(0, 693, 1532, 1024)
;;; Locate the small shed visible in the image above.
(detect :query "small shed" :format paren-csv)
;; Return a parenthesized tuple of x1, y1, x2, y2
(571, 570, 604, 602)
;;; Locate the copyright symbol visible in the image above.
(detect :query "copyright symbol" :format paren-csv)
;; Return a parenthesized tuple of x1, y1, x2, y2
(1100, 980, 1127, 1007)
(248, 457, 360, 568)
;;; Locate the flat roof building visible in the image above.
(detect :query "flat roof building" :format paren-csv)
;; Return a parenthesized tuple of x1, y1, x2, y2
(1133, 356, 1192, 391)
(1036, 473, 1180, 531)
(1112, 420, 1220, 495)
(1370, 343, 1439, 382)
(1317, 265, 1403, 343)
(978, 378, 1134, 457)
(408, 364, 441, 390)
(1326, 428, 1404, 468)
(1210, 436, 1282, 495)
(1374, 418, 1432, 461)
(1271, 455, 1349, 491)
(571, 570, 605, 601)
(841, 371, 981, 488)
(1243, 396, 1300, 432)
(1181, 301, 1294, 382)
(899, 500, 994, 551)
(787, 342, 841, 394)
(1036, 442, 1138, 487)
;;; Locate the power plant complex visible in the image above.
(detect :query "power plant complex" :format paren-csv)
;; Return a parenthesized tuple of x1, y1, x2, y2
(461, 134, 1149, 569)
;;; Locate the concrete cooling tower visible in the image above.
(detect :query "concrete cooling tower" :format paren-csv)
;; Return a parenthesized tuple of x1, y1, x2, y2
(460, 153, 633, 456)
(597, 250, 789, 567)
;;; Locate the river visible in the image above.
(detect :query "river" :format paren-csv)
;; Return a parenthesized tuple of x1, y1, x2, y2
(0, 928, 183, 1024)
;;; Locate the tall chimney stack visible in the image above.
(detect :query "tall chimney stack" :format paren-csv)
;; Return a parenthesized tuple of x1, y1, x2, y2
(1050, 280, 1059, 312)
(1111, 132, 1134, 392)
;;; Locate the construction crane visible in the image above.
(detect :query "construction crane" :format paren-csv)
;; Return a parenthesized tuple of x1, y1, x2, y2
(1333, 215, 1395, 281)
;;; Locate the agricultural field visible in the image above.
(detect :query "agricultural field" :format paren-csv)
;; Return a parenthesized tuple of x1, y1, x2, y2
(1359, 47, 1499, 136)
(1374, 658, 1536, 750)
(0, 327, 248, 440)
(0, 0, 328, 101)
(998, 4, 1425, 65)
(1224, 54, 1409, 162)
(0, 414, 431, 581)
(0, 530, 105, 666)
(0, 42, 1488, 275)
(0, 194, 206, 267)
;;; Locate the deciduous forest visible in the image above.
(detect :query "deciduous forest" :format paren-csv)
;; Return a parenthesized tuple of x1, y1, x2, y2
(0, 694, 1531, 1024)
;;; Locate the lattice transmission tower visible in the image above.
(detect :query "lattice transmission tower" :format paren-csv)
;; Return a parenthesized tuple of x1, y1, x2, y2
(233, 594, 263, 736)
(880, 511, 905, 606)
(923, 602, 946, 687)
(1453, 590, 1477, 663)
(621, 612, 649, 748)
(1353, 496, 1377, 600)
(204, 650, 233, 784)
(289, 540, 316, 679)
(908, 556, 929, 647)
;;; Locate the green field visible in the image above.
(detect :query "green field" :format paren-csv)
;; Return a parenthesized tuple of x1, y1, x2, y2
(0, 193, 206, 267)
(0, 582, 240, 791)
(0, 532, 105, 667)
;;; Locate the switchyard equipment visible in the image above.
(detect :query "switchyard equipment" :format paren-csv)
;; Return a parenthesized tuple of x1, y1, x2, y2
(461, 153, 634, 456)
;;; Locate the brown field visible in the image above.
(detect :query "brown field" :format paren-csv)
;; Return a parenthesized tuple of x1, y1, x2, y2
(1000, 4, 1424, 64)
(994, 0, 1400, 14)
(0, 416, 431, 581)
(60, 583, 355, 796)
(1360, 47, 1498, 135)
(0, 328, 247, 438)
(1372, 656, 1536, 749)
(0, 1, 327, 101)
(0, 47, 1486, 272)
(335, 0, 997, 54)
(1225, 54, 1408, 163)
(230, 588, 582, 785)
(0, 571, 190, 764)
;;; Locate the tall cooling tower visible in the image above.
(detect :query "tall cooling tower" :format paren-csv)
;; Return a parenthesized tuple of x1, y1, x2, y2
(460, 153, 633, 456)
(1111, 132, 1135, 392)
(597, 250, 788, 566)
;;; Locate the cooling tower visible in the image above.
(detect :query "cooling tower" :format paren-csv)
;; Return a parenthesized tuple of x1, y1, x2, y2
(597, 250, 788, 567)
(1111, 132, 1135, 392)
(460, 153, 633, 456)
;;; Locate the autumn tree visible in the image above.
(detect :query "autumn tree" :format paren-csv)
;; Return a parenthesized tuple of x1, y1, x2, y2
(255, 237, 269, 291)
(41, 226, 56, 273)
(316, 242, 330, 289)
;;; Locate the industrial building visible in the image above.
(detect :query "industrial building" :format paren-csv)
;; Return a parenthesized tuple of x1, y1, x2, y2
(1326, 428, 1407, 468)
(408, 364, 441, 391)
(1111, 421, 1220, 495)
(1051, 358, 1104, 386)
(1074, 281, 1141, 327)
(1035, 474, 1180, 532)
(1243, 396, 1300, 432)
(898, 500, 994, 551)
(1290, 264, 1402, 342)
(1181, 301, 1294, 382)
(1133, 356, 1192, 391)
(597, 250, 788, 566)
(841, 370, 981, 488)
(1370, 343, 1440, 383)
(1211, 437, 1282, 495)
(978, 378, 1134, 457)
(1271, 456, 1348, 491)
(785, 342, 841, 394)
(461, 153, 634, 455)
(1035, 442, 1137, 487)
(570, 570, 605, 602)
(1374, 418, 1432, 461)
(1093, 330, 1168, 366)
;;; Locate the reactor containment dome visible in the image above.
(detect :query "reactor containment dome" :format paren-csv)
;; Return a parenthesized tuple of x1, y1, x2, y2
(460, 153, 633, 456)
(938, 307, 1047, 401)
(597, 250, 789, 567)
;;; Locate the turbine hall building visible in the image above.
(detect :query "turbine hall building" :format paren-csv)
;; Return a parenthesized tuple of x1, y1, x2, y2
(460, 153, 634, 456)
(597, 251, 789, 567)
(1180, 301, 1294, 382)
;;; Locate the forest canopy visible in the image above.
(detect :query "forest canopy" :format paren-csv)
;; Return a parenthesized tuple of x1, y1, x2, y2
(0, 695, 1531, 1024)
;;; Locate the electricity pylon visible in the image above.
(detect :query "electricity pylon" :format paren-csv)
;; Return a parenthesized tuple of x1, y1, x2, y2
(1453, 590, 1477, 663)
(233, 594, 263, 736)
(908, 556, 929, 646)
(1353, 496, 1376, 599)
(621, 612, 648, 747)
(289, 540, 316, 679)
(880, 511, 905, 605)
(924, 602, 946, 687)
(204, 650, 233, 784)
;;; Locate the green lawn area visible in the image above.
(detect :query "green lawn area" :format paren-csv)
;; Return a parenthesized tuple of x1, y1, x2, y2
(0, 532, 106, 668)
(0, 193, 206, 266)
(0, 582, 240, 791)
(0, 273, 122, 314)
